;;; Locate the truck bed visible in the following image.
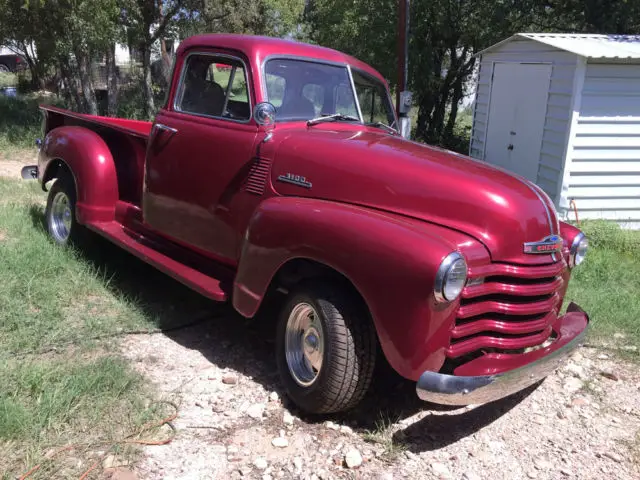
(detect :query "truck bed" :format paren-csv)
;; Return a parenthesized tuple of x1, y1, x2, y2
(41, 105, 152, 205)
(41, 105, 153, 139)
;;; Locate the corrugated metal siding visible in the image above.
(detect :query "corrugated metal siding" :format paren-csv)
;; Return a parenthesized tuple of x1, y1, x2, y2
(568, 63, 640, 222)
(470, 38, 577, 202)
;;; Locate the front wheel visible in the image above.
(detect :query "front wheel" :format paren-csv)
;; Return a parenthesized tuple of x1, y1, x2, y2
(276, 282, 377, 414)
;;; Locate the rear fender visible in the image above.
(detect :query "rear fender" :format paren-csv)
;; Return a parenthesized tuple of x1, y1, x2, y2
(233, 197, 461, 380)
(39, 126, 118, 224)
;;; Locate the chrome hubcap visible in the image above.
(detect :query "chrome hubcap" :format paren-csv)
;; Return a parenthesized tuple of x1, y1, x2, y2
(285, 303, 324, 386)
(50, 191, 72, 242)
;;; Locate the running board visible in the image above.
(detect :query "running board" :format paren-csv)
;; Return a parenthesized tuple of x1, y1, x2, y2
(86, 221, 229, 302)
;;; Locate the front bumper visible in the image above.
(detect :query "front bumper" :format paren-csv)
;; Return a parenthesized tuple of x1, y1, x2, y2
(416, 303, 589, 405)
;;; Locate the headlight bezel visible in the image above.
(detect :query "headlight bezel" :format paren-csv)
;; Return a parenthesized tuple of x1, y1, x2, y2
(434, 252, 468, 303)
(569, 232, 588, 268)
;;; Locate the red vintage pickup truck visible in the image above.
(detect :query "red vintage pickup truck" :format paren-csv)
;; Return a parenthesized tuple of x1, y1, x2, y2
(23, 34, 590, 414)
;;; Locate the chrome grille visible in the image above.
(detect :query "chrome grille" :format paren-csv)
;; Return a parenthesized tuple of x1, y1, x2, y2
(447, 261, 567, 359)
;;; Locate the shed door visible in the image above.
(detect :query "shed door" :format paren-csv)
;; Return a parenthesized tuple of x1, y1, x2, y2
(484, 63, 552, 182)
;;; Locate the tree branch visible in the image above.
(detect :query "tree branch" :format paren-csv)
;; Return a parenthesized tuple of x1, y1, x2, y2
(150, 0, 184, 43)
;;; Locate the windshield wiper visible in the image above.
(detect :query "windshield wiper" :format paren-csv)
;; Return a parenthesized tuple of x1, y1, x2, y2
(307, 113, 360, 126)
(365, 121, 399, 134)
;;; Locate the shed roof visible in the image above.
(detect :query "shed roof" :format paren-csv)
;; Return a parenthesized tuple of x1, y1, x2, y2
(479, 33, 640, 59)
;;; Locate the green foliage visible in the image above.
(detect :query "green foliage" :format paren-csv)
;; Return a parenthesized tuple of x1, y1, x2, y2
(0, 95, 43, 151)
(566, 248, 640, 352)
(564, 220, 640, 351)
(0, 95, 67, 152)
(579, 220, 640, 256)
(0, 72, 16, 88)
(307, 0, 396, 81)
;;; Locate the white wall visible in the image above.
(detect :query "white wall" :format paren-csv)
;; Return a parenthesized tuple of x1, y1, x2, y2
(470, 38, 578, 203)
(567, 62, 640, 224)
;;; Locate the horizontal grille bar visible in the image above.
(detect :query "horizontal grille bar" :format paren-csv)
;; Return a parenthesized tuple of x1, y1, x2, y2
(447, 326, 554, 358)
(457, 292, 560, 319)
(463, 276, 563, 298)
(451, 311, 556, 339)
(468, 261, 566, 280)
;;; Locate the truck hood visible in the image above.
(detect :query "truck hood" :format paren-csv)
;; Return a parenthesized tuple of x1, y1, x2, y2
(270, 128, 560, 265)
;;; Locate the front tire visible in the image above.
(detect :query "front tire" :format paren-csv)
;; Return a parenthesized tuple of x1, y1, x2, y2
(45, 176, 85, 247)
(276, 282, 377, 414)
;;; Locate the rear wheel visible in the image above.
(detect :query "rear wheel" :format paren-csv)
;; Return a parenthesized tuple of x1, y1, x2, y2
(45, 176, 86, 246)
(0, 64, 9, 73)
(276, 282, 377, 414)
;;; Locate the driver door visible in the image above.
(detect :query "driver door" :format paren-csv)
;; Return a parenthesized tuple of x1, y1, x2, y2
(143, 52, 258, 263)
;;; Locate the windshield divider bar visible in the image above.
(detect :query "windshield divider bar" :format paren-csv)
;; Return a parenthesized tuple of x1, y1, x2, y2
(347, 65, 363, 123)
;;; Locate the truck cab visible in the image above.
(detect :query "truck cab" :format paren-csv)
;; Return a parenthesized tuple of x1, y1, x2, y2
(27, 34, 590, 415)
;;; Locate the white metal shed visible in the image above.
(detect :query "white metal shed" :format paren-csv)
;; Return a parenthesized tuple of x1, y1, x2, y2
(469, 33, 640, 226)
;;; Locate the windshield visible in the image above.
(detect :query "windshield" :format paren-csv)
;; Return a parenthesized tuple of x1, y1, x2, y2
(264, 58, 396, 127)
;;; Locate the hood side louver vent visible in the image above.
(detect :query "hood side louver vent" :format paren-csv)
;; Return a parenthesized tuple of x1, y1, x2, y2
(245, 157, 271, 195)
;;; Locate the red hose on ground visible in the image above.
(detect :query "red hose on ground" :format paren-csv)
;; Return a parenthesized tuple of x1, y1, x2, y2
(569, 199, 580, 226)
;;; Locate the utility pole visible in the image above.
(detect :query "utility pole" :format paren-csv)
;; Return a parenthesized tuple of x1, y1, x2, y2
(396, 0, 412, 138)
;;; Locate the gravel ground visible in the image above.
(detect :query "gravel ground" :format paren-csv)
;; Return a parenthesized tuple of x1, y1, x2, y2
(118, 309, 640, 480)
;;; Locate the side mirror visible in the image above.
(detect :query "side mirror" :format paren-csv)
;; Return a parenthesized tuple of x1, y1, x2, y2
(253, 102, 277, 127)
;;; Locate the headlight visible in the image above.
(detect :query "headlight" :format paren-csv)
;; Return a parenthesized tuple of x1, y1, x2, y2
(434, 252, 468, 302)
(570, 233, 588, 267)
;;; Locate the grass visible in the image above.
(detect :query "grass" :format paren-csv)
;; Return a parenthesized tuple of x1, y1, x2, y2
(0, 71, 17, 88)
(564, 220, 640, 357)
(0, 95, 52, 158)
(362, 413, 407, 461)
(0, 178, 173, 478)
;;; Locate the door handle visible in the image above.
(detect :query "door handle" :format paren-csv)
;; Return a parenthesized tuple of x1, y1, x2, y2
(507, 144, 514, 151)
(150, 123, 178, 153)
(154, 123, 178, 135)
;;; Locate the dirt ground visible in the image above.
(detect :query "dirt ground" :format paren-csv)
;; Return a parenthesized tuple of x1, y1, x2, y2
(1, 157, 639, 480)
(0, 149, 38, 177)
(119, 313, 640, 480)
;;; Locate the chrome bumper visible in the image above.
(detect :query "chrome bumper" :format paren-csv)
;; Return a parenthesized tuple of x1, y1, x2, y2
(416, 303, 589, 405)
(21, 165, 38, 180)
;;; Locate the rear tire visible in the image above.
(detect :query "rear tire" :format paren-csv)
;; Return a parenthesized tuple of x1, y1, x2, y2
(0, 64, 9, 73)
(276, 282, 377, 414)
(45, 175, 86, 247)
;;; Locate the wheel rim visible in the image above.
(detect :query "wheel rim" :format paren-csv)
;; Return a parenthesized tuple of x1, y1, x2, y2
(50, 191, 72, 242)
(285, 302, 324, 387)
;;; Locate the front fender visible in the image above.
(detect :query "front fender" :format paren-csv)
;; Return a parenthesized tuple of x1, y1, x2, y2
(233, 197, 463, 380)
(39, 126, 118, 224)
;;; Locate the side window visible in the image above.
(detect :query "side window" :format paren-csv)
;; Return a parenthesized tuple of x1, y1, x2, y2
(351, 70, 395, 126)
(176, 54, 250, 121)
(356, 86, 387, 124)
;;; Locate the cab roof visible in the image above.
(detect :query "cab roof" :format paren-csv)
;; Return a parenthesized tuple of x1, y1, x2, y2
(176, 34, 388, 86)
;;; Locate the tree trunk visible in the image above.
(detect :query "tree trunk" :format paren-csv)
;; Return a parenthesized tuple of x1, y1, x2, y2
(142, 44, 155, 119)
(76, 51, 98, 115)
(443, 56, 475, 145)
(106, 44, 118, 116)
(59, 56, 83, 110)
